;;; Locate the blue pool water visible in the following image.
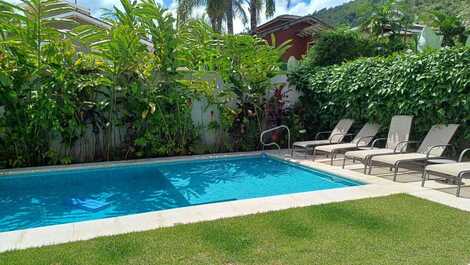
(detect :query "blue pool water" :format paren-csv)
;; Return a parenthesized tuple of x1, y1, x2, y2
(0, 155, 362, 232)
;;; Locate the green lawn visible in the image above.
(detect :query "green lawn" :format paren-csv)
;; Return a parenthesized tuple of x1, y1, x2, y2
(2, 194, 470, 265)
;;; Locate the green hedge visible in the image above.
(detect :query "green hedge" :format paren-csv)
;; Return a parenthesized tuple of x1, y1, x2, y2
(289, 47, 470, 147)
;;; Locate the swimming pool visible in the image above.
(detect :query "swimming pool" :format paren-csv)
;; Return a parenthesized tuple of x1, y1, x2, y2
(0, 155, 362, 232)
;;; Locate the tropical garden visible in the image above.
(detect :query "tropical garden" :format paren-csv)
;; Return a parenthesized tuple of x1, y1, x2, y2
(289, 0, 470, 148)
(0, 0, 290, 168)
(1, 0, 470, 264)
(0, 0, 469, 169)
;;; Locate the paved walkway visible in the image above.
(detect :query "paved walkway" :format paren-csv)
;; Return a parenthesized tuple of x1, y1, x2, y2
(284, 151, 470, 211)
(0, 151, 468, 252)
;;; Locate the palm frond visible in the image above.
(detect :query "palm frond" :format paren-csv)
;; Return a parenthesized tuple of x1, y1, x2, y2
(265, 0, 275, 18)
(233, 0, 248, 25)
(177, 0, 205, 25)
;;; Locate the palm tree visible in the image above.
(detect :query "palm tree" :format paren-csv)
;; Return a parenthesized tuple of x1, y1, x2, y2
(177, 0, 224, 32)
(177, 0, 246, 34)
(248, 0, 291, 35)
(249, 0, 272, 34)
(206, 0, 225, 32)
(226, 0, 247, 34)
(177, 0, 292, 34)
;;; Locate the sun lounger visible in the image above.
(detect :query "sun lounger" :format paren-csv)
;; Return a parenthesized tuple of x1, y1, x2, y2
(423, 148, 470, 197)
(342, 115, 413, 173)
(292, 119, 354, 158)
(369, 124, 459, 181)
(313, 122, 381, 165)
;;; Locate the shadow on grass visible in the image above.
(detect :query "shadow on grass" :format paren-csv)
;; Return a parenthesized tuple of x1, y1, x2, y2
(95, 237, 144, 263)
(267, 212, 316, 239)
(198, 223, 255, 256)
(311, 203, 403, 235)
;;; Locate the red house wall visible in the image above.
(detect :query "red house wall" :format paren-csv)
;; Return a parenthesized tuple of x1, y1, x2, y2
(261, 22, 313, 62)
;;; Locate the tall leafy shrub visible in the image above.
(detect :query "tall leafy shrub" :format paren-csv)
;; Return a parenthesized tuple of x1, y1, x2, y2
(304, 29, 379, 67)
(0, 0, 288, 168)
(289, 47, 470, 145)
(0, 0, 79, 167)
(218, 34, 290, 151)
(0, 0, 200, 167)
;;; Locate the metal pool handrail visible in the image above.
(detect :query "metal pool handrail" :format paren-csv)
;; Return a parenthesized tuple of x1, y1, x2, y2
(260, 125, 291, 155)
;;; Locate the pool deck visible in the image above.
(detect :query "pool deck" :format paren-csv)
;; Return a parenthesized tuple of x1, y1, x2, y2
(1, 150, 469, 252)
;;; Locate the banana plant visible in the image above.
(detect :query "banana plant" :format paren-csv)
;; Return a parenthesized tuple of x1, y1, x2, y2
(0, 0, 80, 166)
(0, 0, 290, 167)
(0, 0, 75, 67)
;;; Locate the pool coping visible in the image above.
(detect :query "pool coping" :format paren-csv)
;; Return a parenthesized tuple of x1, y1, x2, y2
(0, 152, 266, 176)
(0, 151, 468, 253)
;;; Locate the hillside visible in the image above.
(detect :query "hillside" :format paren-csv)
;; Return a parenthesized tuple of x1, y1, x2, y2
(314, 0, 470, 27)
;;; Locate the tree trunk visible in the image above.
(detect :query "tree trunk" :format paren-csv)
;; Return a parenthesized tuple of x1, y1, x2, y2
(250, 0, 257, 35)
(210, 17, 218, 32)
(217, 17, 223, 33)
(226, 0, 234, 34)
(210, 17, 223, 33)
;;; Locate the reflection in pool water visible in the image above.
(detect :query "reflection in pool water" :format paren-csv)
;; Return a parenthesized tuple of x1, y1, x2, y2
(0, 155, 361, 232)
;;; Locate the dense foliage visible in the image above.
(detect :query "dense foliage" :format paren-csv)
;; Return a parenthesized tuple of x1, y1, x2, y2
(0, 0, 287, 168)
(289, 47, 470, 145)
(315, 0, 470, 27)
(428, 11, 468, 47)
(315, 1, 468, 57)
(304, 29, 385, 67)
(2, 0, 467, 169)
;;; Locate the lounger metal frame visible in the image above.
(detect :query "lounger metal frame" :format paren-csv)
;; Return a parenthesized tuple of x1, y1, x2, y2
(422, 148, 470, 197)
(314, 135, 377, 165)
(368, 143, 456, 181)
(292, 131, 349, 158)
(342, 139, 412, 174)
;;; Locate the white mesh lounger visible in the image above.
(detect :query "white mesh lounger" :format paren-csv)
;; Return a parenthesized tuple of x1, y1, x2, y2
(313, 122, 381, 165)
(343, 115, 413, 174)
(292, 119, 354, 158)
(369, 124, 460, 182)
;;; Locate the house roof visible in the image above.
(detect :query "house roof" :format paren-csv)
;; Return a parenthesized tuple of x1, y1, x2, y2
(47, 1, 111, 30)
(357, 23, 426, 36)
(256, 15, 302, 31)
(52, 11, 111, 30)
(48, 1, 154, 48)
(256, 15, 331, 38)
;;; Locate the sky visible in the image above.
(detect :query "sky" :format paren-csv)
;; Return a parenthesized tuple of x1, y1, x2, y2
(8, 0, 351, 33)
